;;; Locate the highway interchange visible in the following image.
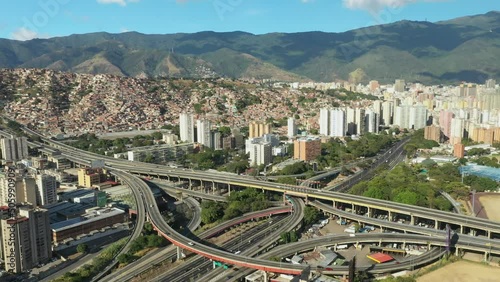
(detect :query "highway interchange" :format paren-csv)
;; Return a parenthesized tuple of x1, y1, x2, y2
(7, 127, 500, 280)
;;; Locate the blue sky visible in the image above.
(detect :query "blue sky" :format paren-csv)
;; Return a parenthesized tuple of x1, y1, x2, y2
(0, 0, 498, 40)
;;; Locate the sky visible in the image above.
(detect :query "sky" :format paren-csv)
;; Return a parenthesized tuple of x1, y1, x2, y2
(0, 0, 498, 41)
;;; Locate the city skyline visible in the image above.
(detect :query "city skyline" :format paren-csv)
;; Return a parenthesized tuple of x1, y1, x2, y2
(0, 1, 498, 41)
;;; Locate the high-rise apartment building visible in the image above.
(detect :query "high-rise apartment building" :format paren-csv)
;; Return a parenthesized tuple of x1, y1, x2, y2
(409, 105, 428, 130)
(179, 112, 194, 143)
(0, 137, 29, 162)
(450, 118, 465, 145)
(293, 137, 321, 162)
(211, 131, 222, 150)
(364, 109, 379, 133)
(249, 122, 271, 139)
(439, 111, 454, 138)
(424, 125, 442, 143)
(329, 109, 346, 137)
(319, 108, 330, 136)
(196, 119, 211, 147)
(346, 108, 356, 135)
(394, 79, 406, 93)
(369, 80, 380, 92)
(355, 108, 365, 135)
(394, 106, 410, 129)
(245, 138, 272, 166)
(381, 101, 393, 126)
(287, 117, 297, 137)
(0, 170, 36, 206)
(35, 174, 57, 206)
(1, 206, 51, 273)
(486, 79, 496, 89)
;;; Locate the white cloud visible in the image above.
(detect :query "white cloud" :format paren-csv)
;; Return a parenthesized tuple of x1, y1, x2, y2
(11, 27, 49, 41)
(96, 0, 140, 6)
(343, 0, 441, 13)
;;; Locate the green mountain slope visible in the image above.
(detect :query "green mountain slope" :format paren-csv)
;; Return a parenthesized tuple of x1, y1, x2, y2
(0, 11, 499, 83)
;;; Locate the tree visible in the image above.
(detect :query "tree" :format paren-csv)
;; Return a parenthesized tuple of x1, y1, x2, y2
(77, 243, 89, 254)
(303, 206, 320, 226)
(117, 253, 134, 264)
(201, 201, 225, 224)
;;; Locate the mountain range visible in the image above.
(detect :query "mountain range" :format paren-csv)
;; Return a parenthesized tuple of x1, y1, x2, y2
(0, 11, 499, 84)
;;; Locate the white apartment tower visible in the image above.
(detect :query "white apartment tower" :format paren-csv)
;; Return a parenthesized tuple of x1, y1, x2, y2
(355, 108, 365, 135)
(0, 137, 29, 162)
(35, 174, 57, 206)
(287, 117, 297, 137)
(179, 113, 194, 143)
(381, 101, 393, 126)
(346, 108, 356, 135)
(329, 109, 346, 137)
(409, 105, 428, 130)
(196, 119, 212, 147)
(364, 109, 379, 133)
(245, 139, 272, 167)
(319, 108, 330, 136)
(394, 105, 410, 129)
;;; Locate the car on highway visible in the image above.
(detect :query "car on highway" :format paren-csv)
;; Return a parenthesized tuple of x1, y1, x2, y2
(188, 242, 194, 246)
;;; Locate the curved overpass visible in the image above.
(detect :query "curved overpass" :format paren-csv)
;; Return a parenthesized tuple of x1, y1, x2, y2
(91, 170, 146, 282)
(101, 206, 293, 282)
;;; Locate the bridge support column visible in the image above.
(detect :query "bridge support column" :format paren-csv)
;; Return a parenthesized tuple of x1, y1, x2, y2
(410, 215, 415, 226)
(213, 261, 217, 269)
(352, 204, 356, 213)
(402, 242, 406, 249)
(176, 246, 183, 260)
(212, 181, 216, 194)
(263, 271, 268, 282)
(435, 220, 439, 230)
(378, 239, 382, 247)
(460, 225, 464, 234)
(228, 185, 231, 196)
(455, 247, 460, 257)
(334, 243, 338, 252)
(188, 178, 192, 189)
(388, 211, 392, 220)
(484, 252, 489, 262)
(488, 230, 491, 239)
(366, 207, 371, 217)
(332, 200, 336, 208)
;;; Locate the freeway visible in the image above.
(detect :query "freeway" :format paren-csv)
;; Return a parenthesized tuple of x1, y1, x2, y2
(99, 195, 201, 282)
(150, 179, 226, 202)
(90, 170, 146, 282)
(192, 197, 305, 282)
(103, 205, 293, 282)
(13, 128, 500, 274)
(119, 164, 500, 237)
(440, 191, 464, 215)
(27, 130, 500, 238)
(309, 201, 500, 254)
(153, 214, 292, 282)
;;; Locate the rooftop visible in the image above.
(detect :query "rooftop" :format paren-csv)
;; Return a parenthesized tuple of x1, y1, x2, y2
(51, 207, 125, 232)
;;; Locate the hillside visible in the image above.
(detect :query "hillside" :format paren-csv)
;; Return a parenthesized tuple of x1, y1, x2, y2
(0, 11, 499, 83)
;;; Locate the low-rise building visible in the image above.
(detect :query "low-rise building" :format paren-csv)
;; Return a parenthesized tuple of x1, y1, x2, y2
(51, 207, 127, 244)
